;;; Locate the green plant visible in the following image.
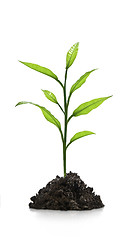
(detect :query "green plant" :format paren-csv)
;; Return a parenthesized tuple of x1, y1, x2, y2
(16, 43, 112, 177)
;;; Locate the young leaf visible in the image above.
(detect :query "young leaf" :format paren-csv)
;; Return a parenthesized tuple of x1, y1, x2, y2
(69, 69, 97, 97)
(42, 90, 58, 104)
(15, 101, 61, 130)
(42, 90, 64, 114)
(66, 42, 79, 69)
(73, 96, 112, 117)
(67, 131, 95, 148)
(19, 61, 63, 87)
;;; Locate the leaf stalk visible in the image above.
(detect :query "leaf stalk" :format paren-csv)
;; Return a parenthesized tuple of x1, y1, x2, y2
(57, 102, 65, 114)
(67, 114, 73, 123)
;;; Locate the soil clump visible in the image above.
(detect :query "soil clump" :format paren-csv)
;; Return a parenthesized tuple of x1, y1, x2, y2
(29, 172, 104, 210)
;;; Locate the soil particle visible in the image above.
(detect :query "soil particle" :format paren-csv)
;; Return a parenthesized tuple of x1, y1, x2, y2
(29, 172, 104, 210)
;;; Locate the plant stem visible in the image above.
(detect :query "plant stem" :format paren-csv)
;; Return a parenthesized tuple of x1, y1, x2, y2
(63, 68, 68, 177)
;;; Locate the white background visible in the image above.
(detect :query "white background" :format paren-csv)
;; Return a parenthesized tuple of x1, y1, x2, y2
(0, 0, 125, 239)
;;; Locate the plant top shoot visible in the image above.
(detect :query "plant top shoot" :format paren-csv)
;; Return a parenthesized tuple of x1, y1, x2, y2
(16, 43, 112, 177)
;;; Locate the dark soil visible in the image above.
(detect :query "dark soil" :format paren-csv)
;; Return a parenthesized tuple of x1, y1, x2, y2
(29, 172, 104, 210)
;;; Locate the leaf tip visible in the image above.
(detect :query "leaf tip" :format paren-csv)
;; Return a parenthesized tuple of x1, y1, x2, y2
(18, 60, 25, 66)
(73, 42, 79, 50)
(88, 131, 96, 135)
(90, 68, 98, 73)
(41, 89, 47, 95)
(15, 102, 20, 107)
(108, 95, 113, 99)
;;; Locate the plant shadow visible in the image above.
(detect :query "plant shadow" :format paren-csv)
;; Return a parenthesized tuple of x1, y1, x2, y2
(29, 207, 104, 222)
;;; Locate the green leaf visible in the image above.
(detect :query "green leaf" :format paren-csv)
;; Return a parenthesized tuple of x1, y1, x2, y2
(67, 131, 95, 148)
(69, 69, 97, 96)
(42, 90, 64, 114)
(19, 61, 63, 87)
(42, 90, 58, 104)
(66, 42, 79, 69)
(73, 96, 112, 116)
(15, 101, 61, 130)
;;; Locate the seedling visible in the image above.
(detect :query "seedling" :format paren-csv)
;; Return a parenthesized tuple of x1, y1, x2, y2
(16, 43, 112, 177)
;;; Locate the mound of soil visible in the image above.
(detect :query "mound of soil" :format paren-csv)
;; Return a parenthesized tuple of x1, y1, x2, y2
(29, 172, 104, 210)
